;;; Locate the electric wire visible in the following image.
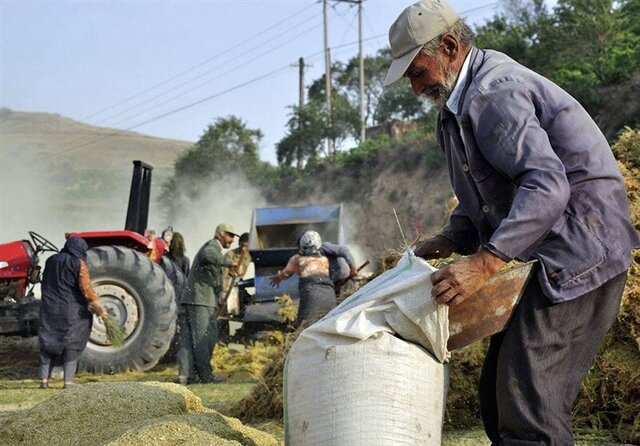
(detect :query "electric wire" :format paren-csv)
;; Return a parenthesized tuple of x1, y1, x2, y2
(80, 2, 316, 122)
(44, 65, 291, 158)
(336, 4, 359, 46)
(98, 14, 324, 127)
(108, 20, 325, 128)
(46, 1, 500, 157)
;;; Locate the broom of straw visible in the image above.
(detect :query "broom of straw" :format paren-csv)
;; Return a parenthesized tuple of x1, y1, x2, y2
(102, 316, 126, 348)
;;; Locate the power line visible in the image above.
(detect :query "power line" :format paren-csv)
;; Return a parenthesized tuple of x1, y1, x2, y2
(107, 20, 325, 128)
(97, 15, 324, 127)
(45, 66, 291, 158)
(80, 3, 316, 122)
(49, 2, 500, 158)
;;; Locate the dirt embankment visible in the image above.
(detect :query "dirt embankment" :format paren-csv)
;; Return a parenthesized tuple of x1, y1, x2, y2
(261, 133, 453, 262)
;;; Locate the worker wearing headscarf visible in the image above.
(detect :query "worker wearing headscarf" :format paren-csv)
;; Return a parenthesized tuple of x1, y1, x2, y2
(38, 236, 106, 389)
(270, 230, 337, 327)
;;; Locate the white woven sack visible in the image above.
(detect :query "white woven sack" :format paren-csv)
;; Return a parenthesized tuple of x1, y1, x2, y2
(285, 252, 450, 446)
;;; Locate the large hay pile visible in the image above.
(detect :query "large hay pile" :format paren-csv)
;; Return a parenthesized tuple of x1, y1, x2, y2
(572, 128, 640, 443)
(224, 331, 299, 422)
(0, 381, 279, 446)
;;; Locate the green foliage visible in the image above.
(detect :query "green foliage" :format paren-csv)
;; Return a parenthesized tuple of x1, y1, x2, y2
(276, 103, 325, 169)
(476, 0, 640, 115)
(174, 115, 261, 178)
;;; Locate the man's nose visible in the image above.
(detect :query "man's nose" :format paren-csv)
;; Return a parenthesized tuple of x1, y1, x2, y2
(410, 78, 422, 97)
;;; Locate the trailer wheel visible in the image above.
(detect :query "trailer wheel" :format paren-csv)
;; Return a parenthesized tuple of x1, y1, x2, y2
(158, 256, 186, 362)
(79, 246, 177, 373)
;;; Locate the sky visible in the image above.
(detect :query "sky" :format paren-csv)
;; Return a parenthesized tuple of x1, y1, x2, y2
(0, 0, 503, 165)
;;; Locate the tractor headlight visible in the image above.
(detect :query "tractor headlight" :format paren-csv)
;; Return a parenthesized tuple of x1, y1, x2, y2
(0, 261, 9, 270)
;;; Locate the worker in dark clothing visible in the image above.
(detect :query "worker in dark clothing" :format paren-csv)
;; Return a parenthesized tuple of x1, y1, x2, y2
(38, 236, 107, 389)
(166, 232, 190, 277)
(177, 223, 237, 385)
(320, 241, 358, 296)
(271, 231, 337, 328)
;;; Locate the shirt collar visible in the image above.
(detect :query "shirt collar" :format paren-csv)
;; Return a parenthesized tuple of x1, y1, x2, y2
(445, 50, 472, 114)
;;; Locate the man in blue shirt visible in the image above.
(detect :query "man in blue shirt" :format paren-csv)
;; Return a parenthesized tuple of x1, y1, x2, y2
(320, 241, 358, 296)
(385, 1, 639, 444)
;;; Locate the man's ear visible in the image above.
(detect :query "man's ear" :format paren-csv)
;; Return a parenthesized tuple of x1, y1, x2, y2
(440, 34, 459, 60)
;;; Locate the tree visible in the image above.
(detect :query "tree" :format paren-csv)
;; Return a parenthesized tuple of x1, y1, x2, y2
(174, 115, 262, 178)
(333, 48, 432, 130)
(475, 0, 640, 115)
(277, 103, 325, 169)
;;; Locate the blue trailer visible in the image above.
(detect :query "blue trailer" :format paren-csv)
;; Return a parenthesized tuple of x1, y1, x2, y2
(233, 203, 345, 328)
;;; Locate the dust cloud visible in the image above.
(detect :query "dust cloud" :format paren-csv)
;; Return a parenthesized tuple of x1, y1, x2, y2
(161, 172, 267, 257)
(0, 152, 127, 249)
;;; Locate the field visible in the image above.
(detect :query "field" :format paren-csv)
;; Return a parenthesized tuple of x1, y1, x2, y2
(0, 343, 631, 446)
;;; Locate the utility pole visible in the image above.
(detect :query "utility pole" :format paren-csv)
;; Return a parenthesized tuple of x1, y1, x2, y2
(325, 0, 366, 146)
(323, 0, 333, 155)
(358, 0, 365, 142)
(299, 57, 305, 110)
(292, 57, 308, 110)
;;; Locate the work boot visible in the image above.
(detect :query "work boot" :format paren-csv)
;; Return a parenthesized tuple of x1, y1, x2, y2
(39, 382, 48, 390)
(201, 375, 225, 384)
(176, 376, 188, 385)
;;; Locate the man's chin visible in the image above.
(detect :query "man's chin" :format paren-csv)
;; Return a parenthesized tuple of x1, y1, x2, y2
(424, 95, 448, 108)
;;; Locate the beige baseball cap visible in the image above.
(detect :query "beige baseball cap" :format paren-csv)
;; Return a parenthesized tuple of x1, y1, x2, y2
(384, 0, 459, 87)
(215, 223, 238, 237)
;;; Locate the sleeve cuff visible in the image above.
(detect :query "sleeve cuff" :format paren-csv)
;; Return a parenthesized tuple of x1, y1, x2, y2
(483, 243, 513, 263)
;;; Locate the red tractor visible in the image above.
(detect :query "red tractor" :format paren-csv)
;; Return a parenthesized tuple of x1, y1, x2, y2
(0, 161, 184, 373)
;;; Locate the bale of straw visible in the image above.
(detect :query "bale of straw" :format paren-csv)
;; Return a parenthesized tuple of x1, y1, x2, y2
(0, 381, 278, 446)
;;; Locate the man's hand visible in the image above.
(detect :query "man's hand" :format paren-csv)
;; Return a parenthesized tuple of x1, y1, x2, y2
(270, 272, 283, 288)
(431, 250, 506, 306)
(88, 301, 108, 318)
(414, 235, 457, 259)
(350, 266, 358, 278)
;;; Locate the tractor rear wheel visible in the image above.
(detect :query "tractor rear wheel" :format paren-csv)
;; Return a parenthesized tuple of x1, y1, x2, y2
(158, 256, 186, 362)
(79, 246, 177, 373)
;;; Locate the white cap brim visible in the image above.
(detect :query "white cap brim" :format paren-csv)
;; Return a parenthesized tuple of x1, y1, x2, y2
(383, 46, 422, 87)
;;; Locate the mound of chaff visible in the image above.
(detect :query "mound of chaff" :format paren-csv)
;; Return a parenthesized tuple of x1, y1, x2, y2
(214, 331, 287, 381)
(573, 128, 640, 443)
(0, 381, 278, 446)
(0, 336, 40, 378)
(224, 330, 300, 422)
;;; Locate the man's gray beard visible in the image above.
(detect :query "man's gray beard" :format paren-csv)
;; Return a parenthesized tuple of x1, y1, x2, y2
(423, 63, 458, 108)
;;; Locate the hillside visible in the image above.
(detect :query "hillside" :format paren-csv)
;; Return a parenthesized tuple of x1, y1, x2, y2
(0, 108, 192, 245)
(0, 108, 191, 176)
